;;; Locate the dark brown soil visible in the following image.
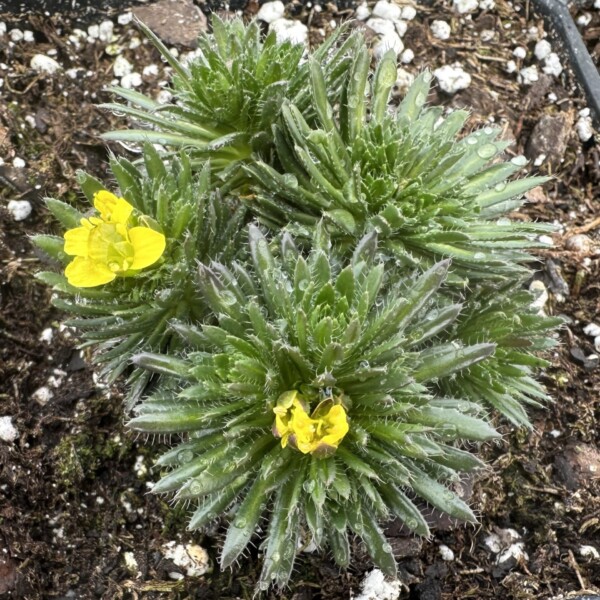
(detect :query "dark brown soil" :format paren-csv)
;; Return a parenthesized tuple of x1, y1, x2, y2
(1, 1, 599, 599)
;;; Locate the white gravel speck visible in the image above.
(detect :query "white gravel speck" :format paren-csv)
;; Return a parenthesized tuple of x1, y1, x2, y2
(156, 89, 173, 104)
(373, 31, 404, 60)
(577, 13, 592, 26)
(134, 455, 148, 478)
(549, 429, 561, 438)
(576, 109, 594, 142)
(269, 18, 308, 44)
(453, 0, 478, 13)
(98, 20, 114, 43)
(543, 52, 563, 77)
(505, 60, 517, 73)
(533, 153, 546, 166)
(395, 67, 415, 93)
(401, 5, 417, 20)
(480, 29, 495, 42)
(87, 24, 100, 39)
(30, 54, 62, 74)
(372, 0, 402, 21)
(394, 20, 408, 37)
(479, 0, 495, 9)
(434, 64, 471, 94)
(162, 542, 211, 577)
(0, 416, 19, 443)
(430, 20, 451, 40)
(32, 386, 54, 405)
(123, 551, 139, 575)
(23, 30, 35, 43)
(366, 17, 396, 36)
(534, 39, 552, 60)
(539, 235, 553, 246)
(117, 12, 133, 25)
(142, 64, 159, 77)
(7, 200, 32, 221)
(120, 72, 142, 89)
(439, 545, 455, 561)
(583, 323, 600, 337)
(595, 0, 600, 8)
(113, 55, 133, 77)
(518, 65, 539, 85)
(513, 46, 527, 59)
(40, 328, 54, 344)
(0, 23, 6, 37)
(484, 533, 502, 554)
(354, 569, 402, 600)
(498, 542, 528, 564)
(400, 48, 414, 64)
(355, 3, 371, 19)
(527, 25, 540, 40)
(257, 1, 285, 23)
(9, 29, 23, 42)
(580, 545, 600, 560)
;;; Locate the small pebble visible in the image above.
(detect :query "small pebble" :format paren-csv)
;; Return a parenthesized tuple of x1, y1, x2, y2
(9, 29, 23, 42)
(434, 64, 471, 94)
(30, 54, 62, 75)
(394, 20, 408, 37)
(354, 569, 402, 600)
(577, 13, 592, 26)
(120, 72, 142, 89)
(0, 23, 6, 37)
(430, 20, 451, 40)
(480, 29, 495, 42)
(513, 46, 527, 59)
(113, 55, 133, 77)
(453, 0, 478, 13)
(576, 109, 594, 142)
(529, 280, 548, 313)
(117, 12, 133, 25)
(505, 60, 517, 74)
(372, 0, 402, 21)
(32, 386, 54, 405)
(534, 39, 552, 60)
(583, 323, 600, 338)
(40, 328, 54, 344)
(355, 2, 371, 19)
(579, 545, 600, 560)
(543, 53, 563, 77)
(257, 1, 285, 23)
(7, 200, 32, 221)
(400, 5, 417, 20)
(0, 416, 19, 443)
(98, 20, 114, 43)
(400, 48, 414, 64)
(142, 64, 159, 77)
(162, 541, 211, 577)
(13, 157, 26, 168)
(439, 544, 455, 561)
(479, 0, 495, 9)
(23, 30, 34, 43)
(518, 65, 539, 85)
(270, 18, 308, 45)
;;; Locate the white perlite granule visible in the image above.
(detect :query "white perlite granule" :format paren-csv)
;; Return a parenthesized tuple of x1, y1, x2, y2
(7, 200, 32, 221)
(0, 416, 19, 443)
(434, 64, 471, 94)
(353, 569, 402, 600)
(430, 20, 451, 40)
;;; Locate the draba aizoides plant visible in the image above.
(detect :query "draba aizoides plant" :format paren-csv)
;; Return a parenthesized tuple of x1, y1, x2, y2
(34, 146, 245, 408)
(131, 226, 500, 588)
(245, 54, 552, 287)
(34, 16, 562, 592)
(101, 16, 364, 185)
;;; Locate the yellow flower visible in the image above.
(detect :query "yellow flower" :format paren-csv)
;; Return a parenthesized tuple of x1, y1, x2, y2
(63, 191, 166, 288)
(273, 391, 349, 457)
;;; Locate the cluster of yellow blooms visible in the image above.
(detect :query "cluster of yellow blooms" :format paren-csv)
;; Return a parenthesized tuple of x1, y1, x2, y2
(63, 191, 166, 288)
(63, 192, 350, 455)
(273, 390, 349, 456)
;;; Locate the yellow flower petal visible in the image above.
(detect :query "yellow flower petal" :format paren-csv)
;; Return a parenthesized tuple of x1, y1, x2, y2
(129, 227, 166, 270)
(93, 190, 133, 225)
(64, 226, 91, 257)
(65, 257, 116, 287)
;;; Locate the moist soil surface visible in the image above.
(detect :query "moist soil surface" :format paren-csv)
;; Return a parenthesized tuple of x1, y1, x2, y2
(1, 1, 599, 598)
